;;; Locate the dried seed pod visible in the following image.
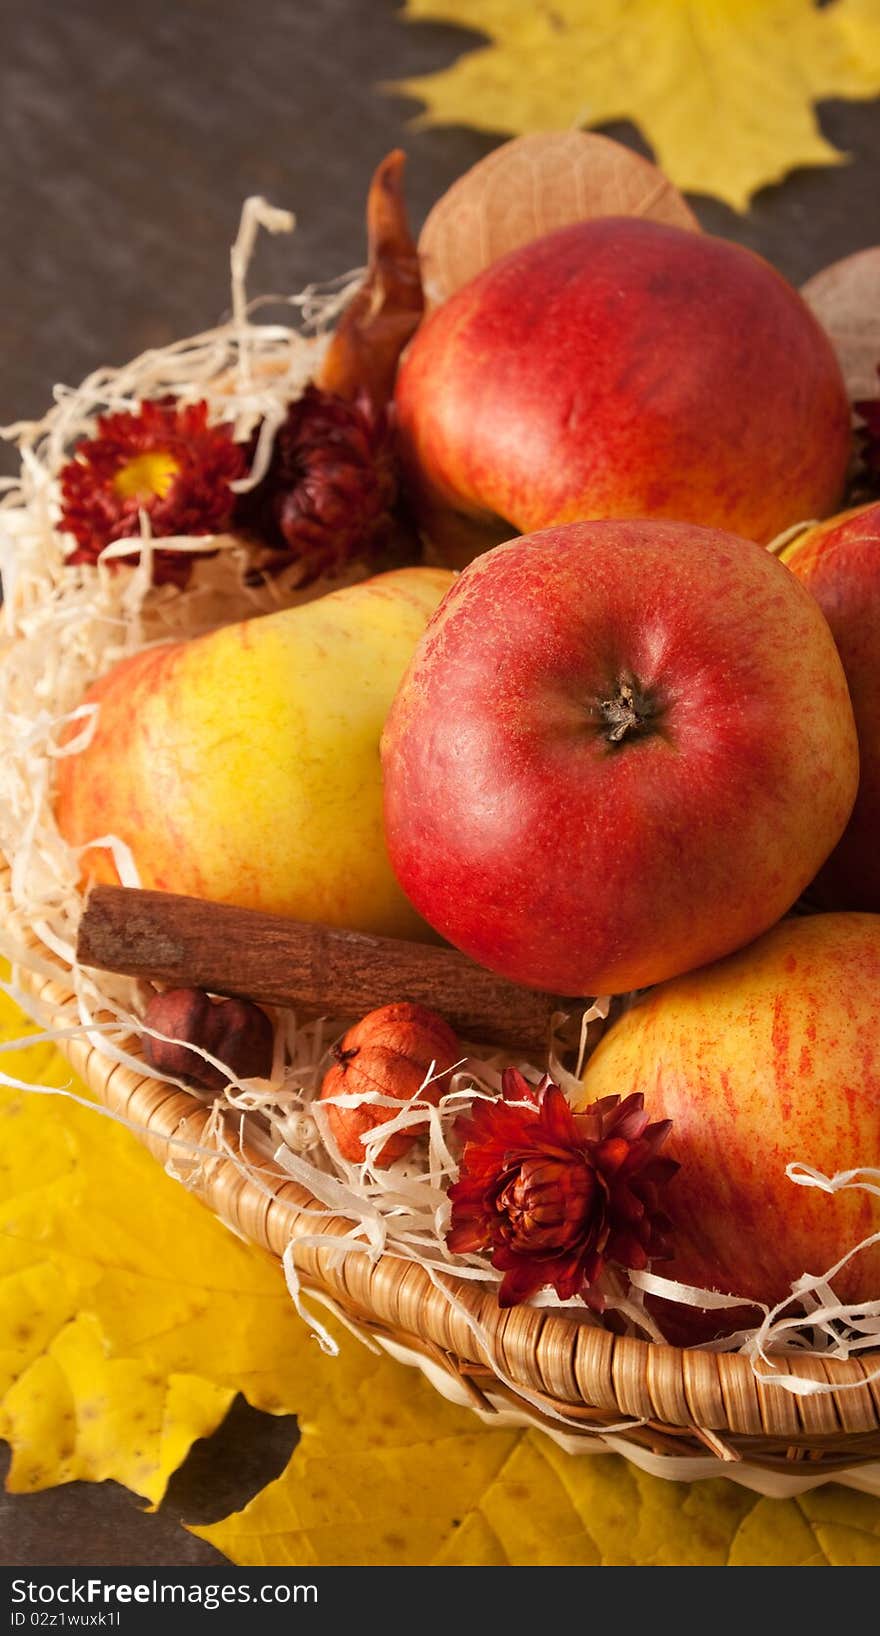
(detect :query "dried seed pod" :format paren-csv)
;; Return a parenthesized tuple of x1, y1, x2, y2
(339, 1000, 460, 1067)
(142, 987, 274, 1092)
(418, 131, 699, 309)
(320, 1001, 461, 1167)
(232, 385, 398, 587)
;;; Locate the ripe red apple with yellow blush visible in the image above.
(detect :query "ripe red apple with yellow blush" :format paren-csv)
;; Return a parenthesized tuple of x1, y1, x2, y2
(782, 501, 880, 911)
(381, 520, 858, 996)
(579, 914, 880, 1342)
(395, 217, 851, 568)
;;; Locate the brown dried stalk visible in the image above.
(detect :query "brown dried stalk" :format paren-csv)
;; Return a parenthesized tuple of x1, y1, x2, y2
(316, 149, 424, 410)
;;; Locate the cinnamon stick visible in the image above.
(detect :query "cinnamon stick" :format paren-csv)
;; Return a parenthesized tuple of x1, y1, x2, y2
(76, 885, 580, 1055)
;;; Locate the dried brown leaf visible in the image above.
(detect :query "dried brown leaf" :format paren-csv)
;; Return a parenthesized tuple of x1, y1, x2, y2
(418, 132, 700, 310)
(802, 248, 880, 406)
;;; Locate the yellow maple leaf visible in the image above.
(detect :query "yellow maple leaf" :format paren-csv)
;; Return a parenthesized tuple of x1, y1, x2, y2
(195, 1395, 880, 1567)
(0, 995, 312, 1503)
(1, 1312, 232, 1505)
(4, 989, 880, 1565)
(391, 0, 880, 212)
(194, 1361, 521, 1568)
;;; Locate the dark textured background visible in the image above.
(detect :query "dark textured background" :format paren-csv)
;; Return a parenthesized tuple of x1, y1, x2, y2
(2, 0, 879, 1569)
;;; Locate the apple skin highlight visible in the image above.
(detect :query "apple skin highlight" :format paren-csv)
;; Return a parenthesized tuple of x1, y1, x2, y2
(395, 216, 851, 567)
(381, 519, 859, 996)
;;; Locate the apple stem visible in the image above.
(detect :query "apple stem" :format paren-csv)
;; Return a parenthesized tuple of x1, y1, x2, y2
(597, 675, 659, 745)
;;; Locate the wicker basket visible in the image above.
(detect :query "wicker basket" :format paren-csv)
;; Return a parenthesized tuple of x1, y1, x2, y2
(7, 192, 879, 1499)
(13, 911, 880, 1485)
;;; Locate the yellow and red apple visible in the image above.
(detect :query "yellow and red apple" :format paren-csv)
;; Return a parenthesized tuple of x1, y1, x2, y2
(395, 217, 850, 568)
(381, 519, 858, 996)
(580, 913, 880, 1340)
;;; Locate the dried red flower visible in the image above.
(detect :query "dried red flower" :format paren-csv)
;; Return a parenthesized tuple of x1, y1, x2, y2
(59, 396, 247, 585)
(447, 1069, 677, 1310)
(233, 385, 397, 587)
(854, 367, 880, 496)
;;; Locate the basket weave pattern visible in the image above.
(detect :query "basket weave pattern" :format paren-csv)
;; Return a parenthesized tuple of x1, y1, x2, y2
(15, 936, 880, 1476)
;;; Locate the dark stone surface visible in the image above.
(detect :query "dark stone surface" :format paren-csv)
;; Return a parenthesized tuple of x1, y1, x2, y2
(1, 0, 879, 1569)
(2, 0, 880, 447)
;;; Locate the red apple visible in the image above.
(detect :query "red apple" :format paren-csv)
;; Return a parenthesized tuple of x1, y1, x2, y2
(579, 913, 880, 1341)
(381, 520, 858, 996)
(395, 217, 851, 568)
(783, 502, 880, 911)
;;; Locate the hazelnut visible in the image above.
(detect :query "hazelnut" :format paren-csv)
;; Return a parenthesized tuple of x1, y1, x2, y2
(142, 987, 274, 1092)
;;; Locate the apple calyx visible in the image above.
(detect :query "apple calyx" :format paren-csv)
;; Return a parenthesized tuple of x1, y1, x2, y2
(332, 1042, 360, 1068)
(595, 674, 663, 746)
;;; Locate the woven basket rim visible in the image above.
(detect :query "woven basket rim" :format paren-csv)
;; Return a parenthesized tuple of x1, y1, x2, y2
(6, 868, 880, 1471)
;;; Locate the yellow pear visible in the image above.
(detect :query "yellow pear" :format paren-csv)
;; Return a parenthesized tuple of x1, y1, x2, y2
(56, 567, 454, 938)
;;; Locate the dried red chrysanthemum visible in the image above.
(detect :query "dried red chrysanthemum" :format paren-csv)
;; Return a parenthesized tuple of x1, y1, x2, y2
(447, 1069, 677, 1310)
(854, 367, 880, 496)
(59, 396, 247, 586)
(233, 385, 397, 587)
